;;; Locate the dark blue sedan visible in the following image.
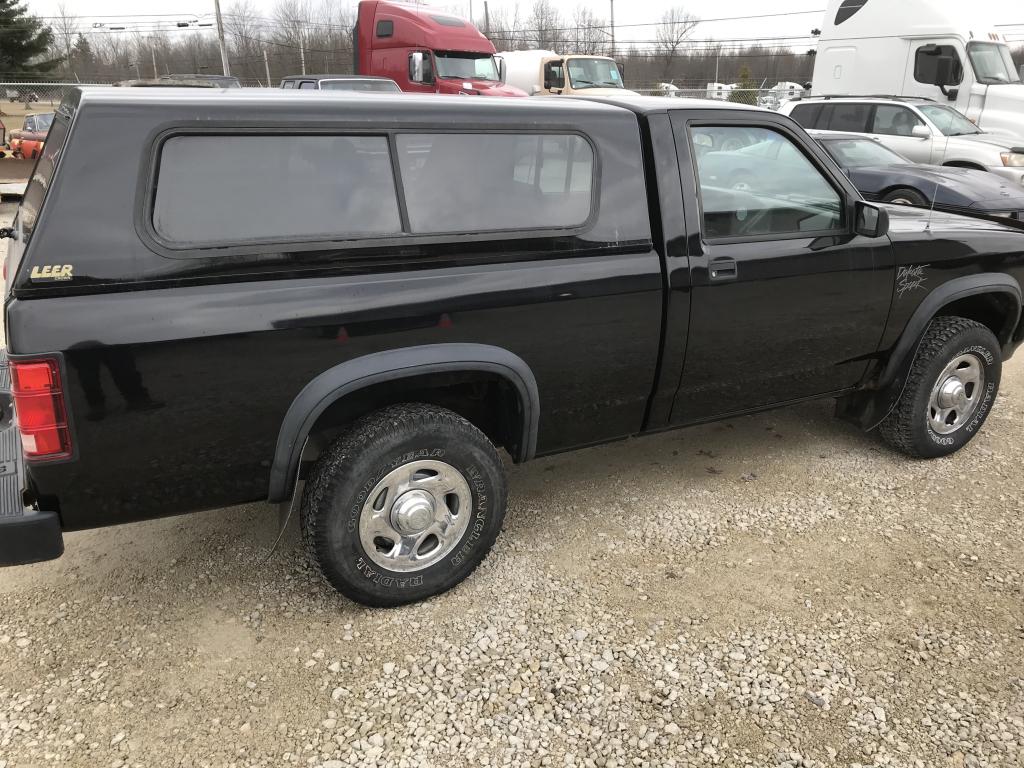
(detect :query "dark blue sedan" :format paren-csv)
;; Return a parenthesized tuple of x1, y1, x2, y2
(811, 132, 1024, 221)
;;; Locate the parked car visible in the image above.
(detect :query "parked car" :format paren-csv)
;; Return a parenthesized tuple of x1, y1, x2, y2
(113, 79, 219, 88)
(280, 74, 401, 93)
(8, 112, 53, 159)
(811, 132, 1024, 220)
(3, 89, 1024, 609)
(779, 96, 1024, 186)
(160, 73, 242, 88)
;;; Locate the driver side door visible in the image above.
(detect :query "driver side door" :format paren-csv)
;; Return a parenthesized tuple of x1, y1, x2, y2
(669, 115, 895, 424)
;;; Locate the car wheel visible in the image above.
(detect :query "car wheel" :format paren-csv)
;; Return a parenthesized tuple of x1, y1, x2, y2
(301, 403, 507, 607)
(878, 317, 1000, 458)
(882, 188, 929, 207)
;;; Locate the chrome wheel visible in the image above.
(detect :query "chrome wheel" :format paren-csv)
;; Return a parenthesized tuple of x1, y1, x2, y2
(358, 459, 472, 572)
(928, 353, 985, 435)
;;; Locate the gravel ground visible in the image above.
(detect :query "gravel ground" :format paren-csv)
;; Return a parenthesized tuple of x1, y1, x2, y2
(1, 200, 1023, 768)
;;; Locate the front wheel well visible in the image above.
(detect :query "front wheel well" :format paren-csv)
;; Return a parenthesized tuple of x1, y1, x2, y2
(935, 293, 1019, 346)
(301, 371, 526, 472)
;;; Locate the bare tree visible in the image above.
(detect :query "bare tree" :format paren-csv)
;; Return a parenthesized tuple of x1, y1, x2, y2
(526, 0, 563, 50)
(655, 6, 698, 80)
(52, 3, 79, 79)
(568, 6, 608, 56)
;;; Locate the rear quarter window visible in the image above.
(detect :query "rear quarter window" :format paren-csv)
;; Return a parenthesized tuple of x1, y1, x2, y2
(152, 135, 402, 247)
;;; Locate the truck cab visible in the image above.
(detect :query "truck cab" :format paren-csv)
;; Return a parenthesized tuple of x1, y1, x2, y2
(497, 50, 634, 97)
(814, 0, 1024, 141)
(353, 0, 526, 96)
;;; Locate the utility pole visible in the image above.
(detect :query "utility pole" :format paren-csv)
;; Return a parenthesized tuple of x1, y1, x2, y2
(484, 1, 490, 37)
(610, 0, 615, 58)
(214, 0, 231, 76)
(299, 37, 306, 75)
(264, 49, 271, 86)
(152, 47, 159, 79)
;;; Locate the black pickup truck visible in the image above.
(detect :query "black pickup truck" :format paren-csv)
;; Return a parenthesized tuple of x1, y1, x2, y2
(2, 88, 1022, 606)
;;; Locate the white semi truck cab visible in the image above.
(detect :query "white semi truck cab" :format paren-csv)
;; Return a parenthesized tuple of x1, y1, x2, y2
(497, 50, 635, 97)
(813, 0, 1024, 140)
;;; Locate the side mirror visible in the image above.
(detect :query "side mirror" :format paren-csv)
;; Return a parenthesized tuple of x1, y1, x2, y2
(855, 201, 889, 239)
(408, 52, 434, 85)
(911, 124, 931, 139)
(497, 58, 506, 83)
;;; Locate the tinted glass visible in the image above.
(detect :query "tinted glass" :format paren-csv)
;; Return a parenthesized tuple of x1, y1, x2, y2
(914, 45, 964, 85)
(298, 81, 316, 89)
(20, 110, 71, 242)
(396, 133, 594, 234)
(826, 104, 870, 132)
(376, 20, 394, 37)
(870, 105, 925, 136)
(153, 135, 402, 246)
(690, 126, 842, 239)
(788, 103, 822, 129)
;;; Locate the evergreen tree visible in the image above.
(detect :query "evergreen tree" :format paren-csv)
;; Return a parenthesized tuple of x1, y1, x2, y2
(729, 65, 759, 106)
(0, 0, 60, 77)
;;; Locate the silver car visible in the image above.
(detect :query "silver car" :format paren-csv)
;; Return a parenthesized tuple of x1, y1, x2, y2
(780, 96, 1024, 186)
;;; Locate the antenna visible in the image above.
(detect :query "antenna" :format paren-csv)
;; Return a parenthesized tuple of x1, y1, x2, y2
(926, 131, 951, 232)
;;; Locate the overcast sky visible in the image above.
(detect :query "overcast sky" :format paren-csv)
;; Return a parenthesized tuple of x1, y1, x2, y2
(21, 0, 1024, 48)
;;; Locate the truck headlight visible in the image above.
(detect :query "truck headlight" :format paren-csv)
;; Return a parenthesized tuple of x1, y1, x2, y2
(1000, 151, 1024, 167)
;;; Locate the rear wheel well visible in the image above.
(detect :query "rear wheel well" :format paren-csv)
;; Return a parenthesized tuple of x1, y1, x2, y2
(300, 371, 525, 473)
(935, 293, 1019, 345)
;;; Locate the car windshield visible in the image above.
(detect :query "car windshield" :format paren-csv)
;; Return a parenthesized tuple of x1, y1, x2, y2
(320, 79, 400, 93)
(967, 42, 1022, 85)
(33, 113, 54, 132)
(567, 58, 624, 89)
(820, 138, 908, 167)
(918, 104, 982, 136)
(434, 52, 499, 81)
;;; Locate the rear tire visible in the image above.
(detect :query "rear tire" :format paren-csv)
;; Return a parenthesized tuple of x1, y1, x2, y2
(301, 404, 507, 607)
(882, 188, 929, 207)
(878, 317, 1000, 458)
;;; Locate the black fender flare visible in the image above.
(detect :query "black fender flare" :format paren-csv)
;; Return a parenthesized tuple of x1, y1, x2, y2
(849, 273, 1022, 431)
(267, 344, 540, 503)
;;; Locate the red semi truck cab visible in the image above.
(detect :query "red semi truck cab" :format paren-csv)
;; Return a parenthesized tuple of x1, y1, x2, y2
(354, 0, 527, 96)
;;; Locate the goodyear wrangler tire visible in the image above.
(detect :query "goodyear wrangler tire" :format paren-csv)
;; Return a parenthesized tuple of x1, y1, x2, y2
(301, 404, 507, 607)
(879, 317, 1001, 459)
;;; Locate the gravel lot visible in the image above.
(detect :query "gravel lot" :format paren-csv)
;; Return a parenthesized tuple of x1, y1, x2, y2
(1, 200, 1022, 768)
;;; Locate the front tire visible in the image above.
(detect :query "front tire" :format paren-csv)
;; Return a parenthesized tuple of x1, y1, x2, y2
(301, 404, 507, 607)
(879, 317, 1001, 458)
(882, 188, 929, 207)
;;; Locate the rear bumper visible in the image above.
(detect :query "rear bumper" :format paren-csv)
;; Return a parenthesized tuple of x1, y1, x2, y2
(0, 352, 64, 566)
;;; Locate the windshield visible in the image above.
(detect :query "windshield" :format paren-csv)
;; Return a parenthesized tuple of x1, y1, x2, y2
(320, 79, 400, 93)
(434, 52, 499, 81)
(820, 138, 908, 167)
(567, 58, 624, 90)
(968, 42, 1022, 85)
(918, 104, 982, 136)
(32, 113, 54, 132)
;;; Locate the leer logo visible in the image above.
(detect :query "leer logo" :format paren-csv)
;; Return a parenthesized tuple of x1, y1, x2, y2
(30, 265, 73, 281)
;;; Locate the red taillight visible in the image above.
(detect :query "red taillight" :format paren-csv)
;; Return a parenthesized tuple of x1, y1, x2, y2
(11, 358, 72, 460)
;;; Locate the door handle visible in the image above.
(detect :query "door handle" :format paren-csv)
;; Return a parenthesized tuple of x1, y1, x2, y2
(709, 258, 738, 282)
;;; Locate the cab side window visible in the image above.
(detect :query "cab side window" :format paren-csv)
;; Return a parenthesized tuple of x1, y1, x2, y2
(689, 126, 843, 240)
(915, 45, 964, 85)
(871, 106, 926, 136)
